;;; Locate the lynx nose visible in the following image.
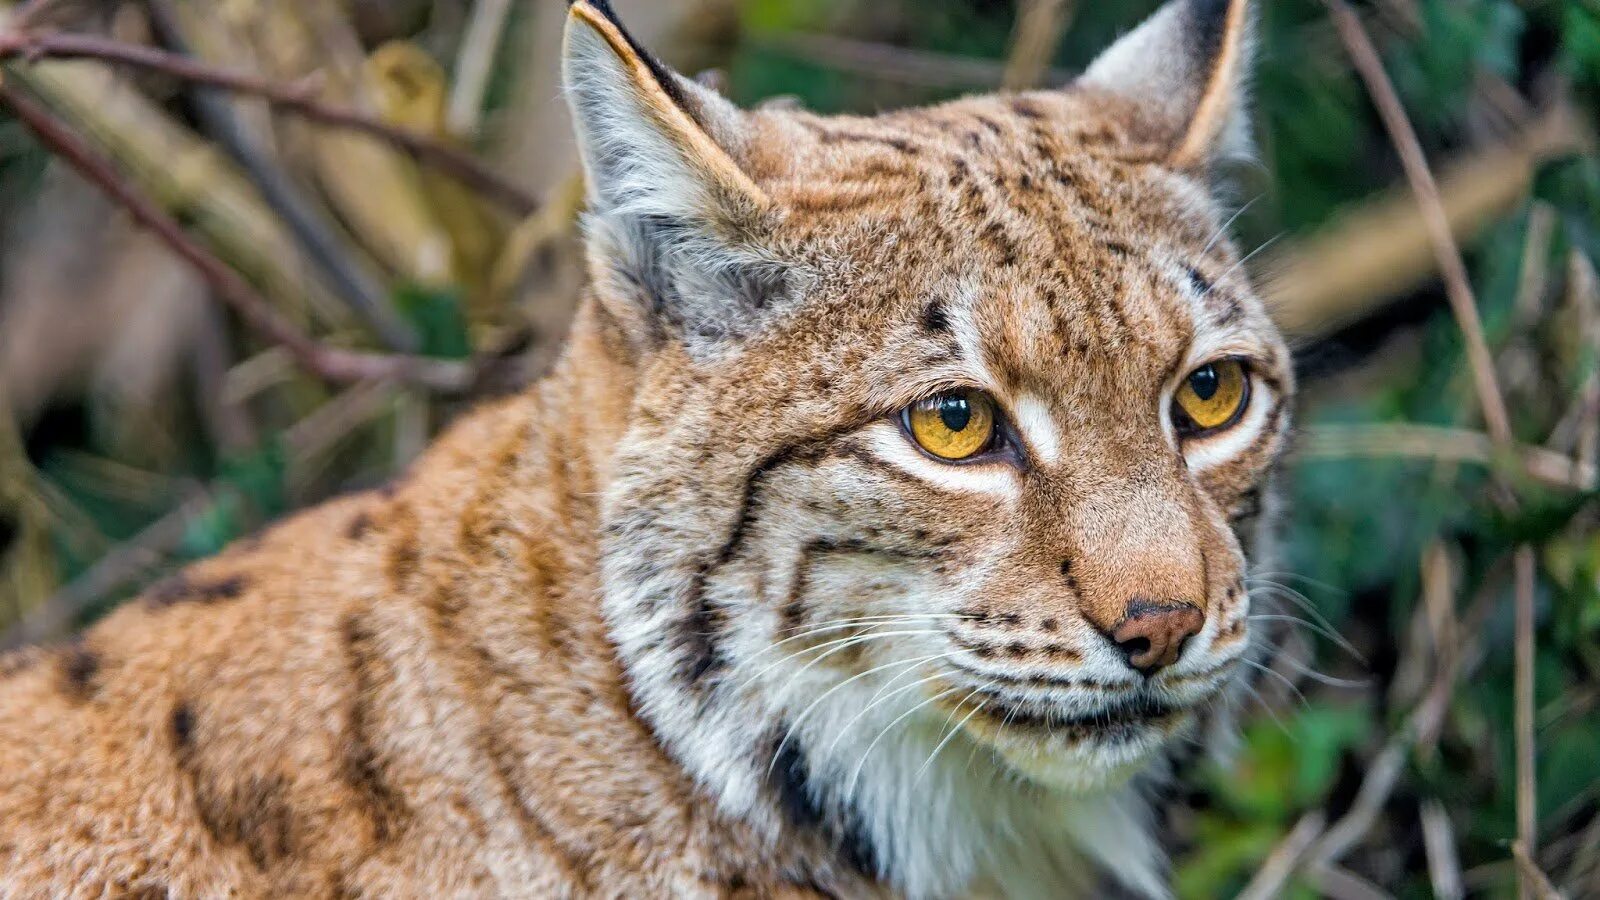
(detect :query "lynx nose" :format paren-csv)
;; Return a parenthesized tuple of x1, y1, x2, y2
(1109, 600, 1205, 674)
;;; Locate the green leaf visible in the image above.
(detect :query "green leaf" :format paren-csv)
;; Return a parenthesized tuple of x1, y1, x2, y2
(393, 283, 472, 359)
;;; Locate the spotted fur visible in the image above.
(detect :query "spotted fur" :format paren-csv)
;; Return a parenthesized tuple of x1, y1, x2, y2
(0, 1, 1290, 896)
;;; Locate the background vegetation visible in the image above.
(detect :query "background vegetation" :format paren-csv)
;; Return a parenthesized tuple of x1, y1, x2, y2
(0, 0, 1596, 896)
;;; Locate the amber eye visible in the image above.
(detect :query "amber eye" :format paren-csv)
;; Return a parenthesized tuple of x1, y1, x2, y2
(1173, 359, 1250, 435)
(905, 390, 998, 461)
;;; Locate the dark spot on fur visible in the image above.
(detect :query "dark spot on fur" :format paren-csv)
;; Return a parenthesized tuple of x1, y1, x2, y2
(346, 512, 374, 540)
(1104, 240, 1134, 258)
(816, 129, 918, 155)
(1041, 618, 1060, 632)
(59, 643, 99, 701)
(172, 702, 195, 750)
(676, 426, 864, 686)
(921, 300, 951, 334)
(1011, 98, 1045, 119)
(1184, 265, 1213, 297)
(1006, 642, 1028, 657)
(194, 774, 298, 870)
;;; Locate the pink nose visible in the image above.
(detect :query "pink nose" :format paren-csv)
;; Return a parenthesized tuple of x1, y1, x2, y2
(1109, 601, 1205, 674)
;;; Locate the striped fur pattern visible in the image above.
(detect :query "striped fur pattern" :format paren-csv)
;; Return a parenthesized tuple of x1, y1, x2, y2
(0, 1, 1290, 896)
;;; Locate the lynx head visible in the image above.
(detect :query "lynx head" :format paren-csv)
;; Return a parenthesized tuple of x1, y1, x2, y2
(565, 0, 1289, 891)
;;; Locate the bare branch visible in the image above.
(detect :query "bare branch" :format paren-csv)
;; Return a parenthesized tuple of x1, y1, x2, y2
(1238, 811, 1327, 900)
(0, 82, 477, 394)
(1512, 841, 1568, 900)
(1002, 0, 1075, 91)
(1515, 545, 1539, 887)
(1, 487, 221, 650)
(1421, 799, 1466, 900)
(0, 28, 538, 216)
(142, 0, 417, 352)
(1296, 423, 1596, 492)
(1322, 0, 1511, 445)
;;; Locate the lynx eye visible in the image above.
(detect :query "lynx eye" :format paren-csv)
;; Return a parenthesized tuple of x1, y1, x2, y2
(905, 390, 998, 461)
(1173, 359, 1249, 436)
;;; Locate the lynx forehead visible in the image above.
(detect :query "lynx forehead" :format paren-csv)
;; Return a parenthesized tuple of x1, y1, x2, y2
(0, 0, 1290, 897)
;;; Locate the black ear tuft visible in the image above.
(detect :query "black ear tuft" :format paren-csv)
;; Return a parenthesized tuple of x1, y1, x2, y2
(568, 0, 692, 114)
(1192, 0, 1234, 59)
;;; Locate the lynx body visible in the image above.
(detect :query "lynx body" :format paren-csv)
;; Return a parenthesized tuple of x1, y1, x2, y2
(0, 1, 1291, 896)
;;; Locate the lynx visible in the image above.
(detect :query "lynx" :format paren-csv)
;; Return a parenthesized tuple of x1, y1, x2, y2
(0, 0, 1291, 896)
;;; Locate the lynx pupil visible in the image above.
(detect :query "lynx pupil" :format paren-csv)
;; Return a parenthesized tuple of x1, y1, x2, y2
(1188, 364, 1219, 401)
(940, 396, 973, 432)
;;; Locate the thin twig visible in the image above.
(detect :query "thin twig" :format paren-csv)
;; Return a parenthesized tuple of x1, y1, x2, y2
(1002, 0, 1075, 90)
(1322, 0, 1511, 445)
(142, 0, 417, 352)
(0, 28, 538, 215)
(1421, 799, 1466, 900)
(1296, 423, 1596, 492)
(0, 487, 221, 650)
(1512, 841, 1567, 900)
(1515, 545, 1539, 884)
(1237, 811, 1327, 900)
(0, 82, 477, 393)
(448, 0, 513, 137)
(1308, 863, 1396, 900)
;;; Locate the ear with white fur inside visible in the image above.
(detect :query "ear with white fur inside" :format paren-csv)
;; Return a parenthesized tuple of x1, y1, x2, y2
(561, 0, 786, 351)
(1079, 0, 1255, 169)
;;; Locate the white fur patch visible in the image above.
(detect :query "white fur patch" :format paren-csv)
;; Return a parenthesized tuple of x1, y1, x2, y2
(860, 423, 1020, 497)
(1012, 393, 1063, 464)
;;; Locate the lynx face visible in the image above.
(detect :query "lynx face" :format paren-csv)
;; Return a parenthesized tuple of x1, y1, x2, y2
(570, 0, 1288, 891)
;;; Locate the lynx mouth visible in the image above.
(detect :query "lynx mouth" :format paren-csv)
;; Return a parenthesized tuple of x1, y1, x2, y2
(966, 690, 1184, 742)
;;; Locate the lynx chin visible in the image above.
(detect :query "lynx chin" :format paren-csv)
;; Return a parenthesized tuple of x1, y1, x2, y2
(0, 0, 1292, 896)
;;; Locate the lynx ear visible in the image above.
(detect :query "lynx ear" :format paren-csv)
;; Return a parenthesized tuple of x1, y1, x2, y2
(1079, 0, 1254, 169)
(562, 0, 782, 349)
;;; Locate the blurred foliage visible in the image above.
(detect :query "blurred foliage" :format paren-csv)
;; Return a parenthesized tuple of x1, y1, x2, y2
(0, 0, 1597, 895)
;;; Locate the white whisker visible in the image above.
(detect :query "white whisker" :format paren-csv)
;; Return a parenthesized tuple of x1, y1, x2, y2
(766, 653, 945, 777)
(846, 687, 961, 797)
(1201, 195, 1261, 257)
(826, 670, 946, 757)
(1240, 657, 1308, 709)
(915, 684, 990, 785)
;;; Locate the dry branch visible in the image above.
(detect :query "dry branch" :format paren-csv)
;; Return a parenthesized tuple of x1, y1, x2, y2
(1512, 842, 1568, 900)
(1296, 423, 1596, 491)
(1002, 0, 1074, 90)
(1324, 0, 1509, 444)
(142, 0, 416, 352)
(1237, 811, 1328, 900)
(0, 27, 537, 215)
(0, 82, 476, 393)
